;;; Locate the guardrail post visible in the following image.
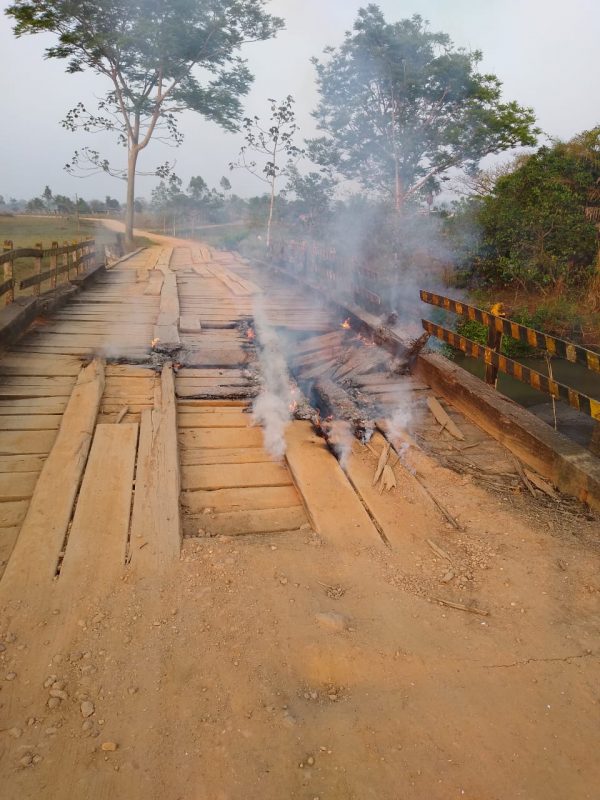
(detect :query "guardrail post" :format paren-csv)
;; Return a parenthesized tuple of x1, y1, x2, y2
(34, 242, 43, 298)
(484, 322, 503, 387)
(50, 241, 59, 290)
(2, 240, 14, 305)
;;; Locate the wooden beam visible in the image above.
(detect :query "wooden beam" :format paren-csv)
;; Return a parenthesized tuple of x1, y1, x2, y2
(129, 364, 181, 572)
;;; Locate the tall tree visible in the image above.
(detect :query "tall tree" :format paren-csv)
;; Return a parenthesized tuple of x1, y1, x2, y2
(6, 0, 283, 247)
(310, 5, 539, 210)
(231, 95, 303, 247)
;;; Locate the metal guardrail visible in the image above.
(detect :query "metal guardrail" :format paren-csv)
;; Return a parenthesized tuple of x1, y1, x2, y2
(1, 239, 96, 303)
(420, 290, 600, 374)
(421, 292, 600, 422)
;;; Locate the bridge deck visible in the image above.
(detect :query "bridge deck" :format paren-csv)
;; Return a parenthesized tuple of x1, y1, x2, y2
(0, 243, 597, 800)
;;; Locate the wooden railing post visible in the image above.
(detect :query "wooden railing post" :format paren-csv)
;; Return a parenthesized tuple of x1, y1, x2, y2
(34, 242, 43, 297)
(59, 241, 68, 287)
(50, 241, 59, 290)
(2, 240, 14, 305)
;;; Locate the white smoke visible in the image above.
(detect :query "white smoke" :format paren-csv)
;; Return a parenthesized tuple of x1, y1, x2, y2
(327, 418, 353, 470)
(251, 295, 293, 459)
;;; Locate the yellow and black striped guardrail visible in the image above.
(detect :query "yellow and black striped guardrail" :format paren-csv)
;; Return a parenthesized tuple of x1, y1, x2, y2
(421, 290, 600, 374)
(422, 320, 600, 421)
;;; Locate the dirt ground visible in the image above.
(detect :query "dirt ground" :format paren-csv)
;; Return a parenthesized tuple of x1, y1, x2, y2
(0, 229, 598, 799)
(1, 427, 599, 800)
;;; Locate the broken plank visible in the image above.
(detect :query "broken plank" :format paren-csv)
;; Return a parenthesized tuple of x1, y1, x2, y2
(0, 359, 105, 599)
(129, 364, 182, 572)
(58, 423, 138, 588)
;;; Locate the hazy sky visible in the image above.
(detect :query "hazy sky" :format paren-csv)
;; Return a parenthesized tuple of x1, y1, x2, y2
(1, 0, 599, 201)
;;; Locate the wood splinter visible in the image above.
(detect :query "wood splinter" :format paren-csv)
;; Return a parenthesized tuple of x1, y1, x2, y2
(115, 406, 129, 424)
(430, 596, 489, 616)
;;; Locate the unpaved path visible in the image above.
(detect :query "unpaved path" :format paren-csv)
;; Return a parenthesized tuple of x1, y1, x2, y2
(0, 237, 598, 800)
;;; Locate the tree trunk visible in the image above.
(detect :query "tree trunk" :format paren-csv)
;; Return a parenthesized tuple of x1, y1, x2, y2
(266, 177, 276, 250)
(124, 148, 139, 250)
(394, 159, 404, 213)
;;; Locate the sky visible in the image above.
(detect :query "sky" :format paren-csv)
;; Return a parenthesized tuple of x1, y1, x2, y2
(1, 0, 599, 202)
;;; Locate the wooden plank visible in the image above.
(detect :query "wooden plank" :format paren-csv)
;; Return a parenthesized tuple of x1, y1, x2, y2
(182, 485, 301, 513)
(184, 506, 307, 537)
(58, 423, 138, 588)
(182, 462, 293, 491)
(285, 421, 384, 549)
(181, 447, 277, 466)
(0, 501, 29, 529)
(0, 455, 46, 472)
(0, 527, 19, 578)
(179, 314, 202, 333)
(0, 360, 105, 598)
(0, 415, 61, 431)
(178, 412, 251, 428)
(179, 427, 264, 449)
(129, 365, 182, 571)
(0, 473, 39, 501)
(0, 430, 57, 454)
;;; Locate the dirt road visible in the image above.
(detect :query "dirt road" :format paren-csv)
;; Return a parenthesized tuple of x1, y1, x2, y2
(0, 239, 598, 800)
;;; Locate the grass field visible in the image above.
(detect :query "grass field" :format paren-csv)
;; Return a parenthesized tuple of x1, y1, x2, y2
(0, 214, 148, 299)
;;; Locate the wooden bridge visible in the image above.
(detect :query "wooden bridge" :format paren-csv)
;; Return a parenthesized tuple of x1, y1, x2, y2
(0, 242, 598, 800)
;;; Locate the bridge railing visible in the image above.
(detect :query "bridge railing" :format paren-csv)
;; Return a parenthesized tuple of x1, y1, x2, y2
(421, 290, 600, 422)
(0, 239, 97, 304)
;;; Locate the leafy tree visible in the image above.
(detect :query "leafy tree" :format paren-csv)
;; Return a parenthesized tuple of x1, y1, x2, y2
(188, 176, 209, 201)
(220, 176, 232, 193)
(54, 194, 76, 214)
(286, 167, 336, 233)
(310, 5, 539, 210)
(453, 135, 599, 293)
(26, 197, 45, 212)
(6, 0, 283, 248)
(42, 185, 53, 208)
(231, 95, 304, 247)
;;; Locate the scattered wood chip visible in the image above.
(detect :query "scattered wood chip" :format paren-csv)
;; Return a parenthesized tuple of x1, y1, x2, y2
(372, 443, 390, 486)
(512, 458, 537, 498)
(524, 469, 559, 500)
(115, 406, 129, 424)
(426, 538, 453, 563)
(414, 473, 464, 530)
(379, 464, 397, 493)
(430, 596, 489, 616)
(427, 396, 465, 441)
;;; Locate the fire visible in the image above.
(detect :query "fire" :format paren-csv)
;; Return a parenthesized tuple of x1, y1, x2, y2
(151, 337, 160, 349)
(246, 327, 255, 341)
(341, 318, 351, 330)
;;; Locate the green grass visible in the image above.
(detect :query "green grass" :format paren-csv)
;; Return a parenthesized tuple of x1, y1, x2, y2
(0, 214, 115, 251)
(0, 214, 147, 298)
(0, 214, 111, 299)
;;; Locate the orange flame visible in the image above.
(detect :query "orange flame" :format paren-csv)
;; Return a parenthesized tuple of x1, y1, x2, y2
(246, 328, 255, 341)
(341, 318, 351, 330)
(151, 337, 160, 349)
